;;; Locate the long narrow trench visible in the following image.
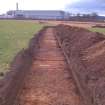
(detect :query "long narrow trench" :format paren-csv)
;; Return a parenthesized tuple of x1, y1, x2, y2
(14, 28, 81, 105)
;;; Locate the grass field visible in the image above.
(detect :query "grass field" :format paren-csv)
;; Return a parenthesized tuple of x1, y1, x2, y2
(0, 20, 44, 75)
(89, 28, 105, 34)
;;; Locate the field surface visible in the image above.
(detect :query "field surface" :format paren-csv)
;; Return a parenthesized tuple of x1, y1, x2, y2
(89, 27, 105, 34)
(0, 20, 44, 74)
(47, 20, 105, 34)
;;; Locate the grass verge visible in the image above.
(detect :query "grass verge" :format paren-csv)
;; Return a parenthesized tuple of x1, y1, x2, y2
(0, 20, 44, 74)
(89, 27, 105, 34)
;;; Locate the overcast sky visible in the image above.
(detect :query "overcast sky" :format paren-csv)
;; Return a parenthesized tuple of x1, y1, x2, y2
(66, 0, 105, 15)
(0, 0, 105, 15)
(0, 0, 78, 14)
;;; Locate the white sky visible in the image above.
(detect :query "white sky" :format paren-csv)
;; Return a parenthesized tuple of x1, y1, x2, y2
(0, 0, 79, 14)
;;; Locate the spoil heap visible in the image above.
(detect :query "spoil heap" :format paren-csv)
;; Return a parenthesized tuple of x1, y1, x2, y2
(55, 25, 105, 105)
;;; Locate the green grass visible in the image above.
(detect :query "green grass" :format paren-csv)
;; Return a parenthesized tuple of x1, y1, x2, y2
(0, 20, 44, 74)
(89, 28, 105, 34)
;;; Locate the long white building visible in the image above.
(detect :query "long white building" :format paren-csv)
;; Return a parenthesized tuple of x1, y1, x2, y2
(7, 10, 69, 20)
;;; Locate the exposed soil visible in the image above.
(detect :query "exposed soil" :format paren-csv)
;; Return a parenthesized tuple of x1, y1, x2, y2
(39, 20, 105, 28)
(11, 28, 80, 105)
(0, 27, 47, 105)
(92, 24, 105, 28)
(55, 25, 105, 105)
(1, 24, 105, 105)
(13, 28, 82, 105)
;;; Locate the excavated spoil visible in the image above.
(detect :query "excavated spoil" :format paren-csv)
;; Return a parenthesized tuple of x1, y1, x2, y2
(0, 26, 49, 105)
(0, 25, 105, 105)
(55, 25, 105, 105)
(92, 24, 105, 28)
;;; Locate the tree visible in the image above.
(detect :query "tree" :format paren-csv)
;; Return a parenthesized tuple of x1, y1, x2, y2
(90, 12, 98, 17)
(76, 13, 81, 17)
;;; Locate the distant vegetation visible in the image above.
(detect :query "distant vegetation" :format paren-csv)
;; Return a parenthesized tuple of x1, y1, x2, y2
(0, 20, 44, 75)
(89, 28, 105, 34)
(69, 12, 105, 21)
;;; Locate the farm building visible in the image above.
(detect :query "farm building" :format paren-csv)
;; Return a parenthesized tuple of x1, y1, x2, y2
(7, 10, 69, 20)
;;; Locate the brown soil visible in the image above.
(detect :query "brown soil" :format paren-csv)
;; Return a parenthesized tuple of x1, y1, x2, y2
(55, 25, 105, 105)
(40, 20, 105, 28)
(1, 24, 105, 105)
(92, 24, 105, 28)
(13, 28, 81, 105)
(82, 40, 105, 105)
